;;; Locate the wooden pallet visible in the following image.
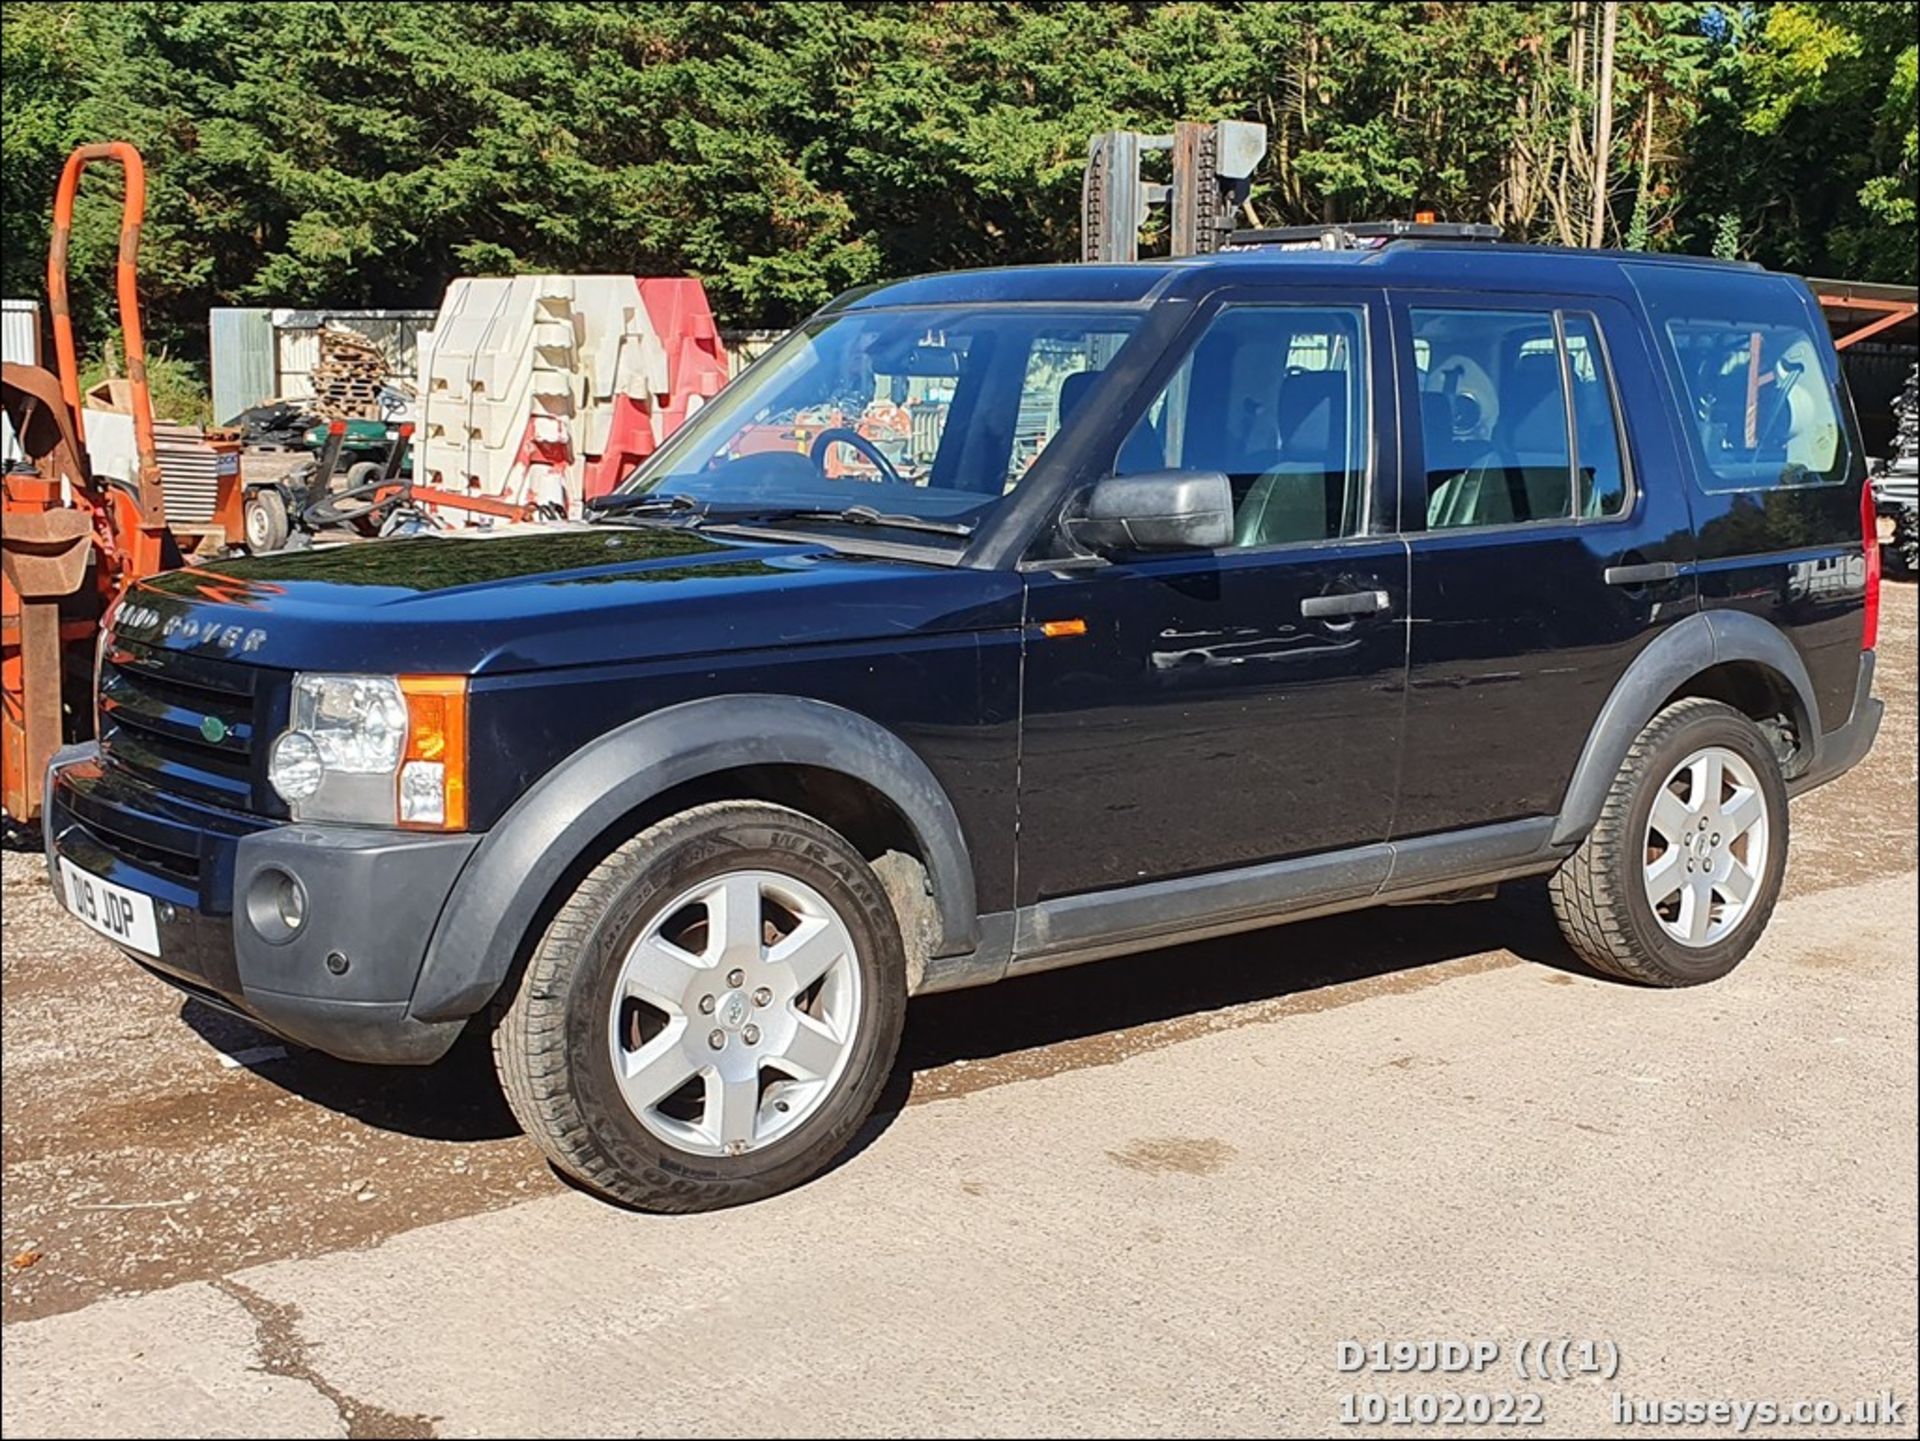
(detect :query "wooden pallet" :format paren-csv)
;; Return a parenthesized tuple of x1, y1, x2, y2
(310, 329, 390, 420)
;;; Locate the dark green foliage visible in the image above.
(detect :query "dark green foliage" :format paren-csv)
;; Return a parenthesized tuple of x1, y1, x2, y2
(2, 1, 1913, 370)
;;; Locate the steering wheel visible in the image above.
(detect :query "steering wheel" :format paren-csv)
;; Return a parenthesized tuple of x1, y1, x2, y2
(808, 427, 905, 486)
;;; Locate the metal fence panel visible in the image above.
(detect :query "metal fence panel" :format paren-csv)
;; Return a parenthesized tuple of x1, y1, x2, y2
(3, 298, 41, 463)
(209, 307, 275, 425)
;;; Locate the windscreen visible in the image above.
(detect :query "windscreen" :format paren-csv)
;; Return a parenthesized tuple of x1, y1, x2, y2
(621, 307, 1142, 530)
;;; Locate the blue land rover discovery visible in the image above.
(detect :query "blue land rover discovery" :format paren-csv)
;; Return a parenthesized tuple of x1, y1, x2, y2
(46, 238, 1883, 1210)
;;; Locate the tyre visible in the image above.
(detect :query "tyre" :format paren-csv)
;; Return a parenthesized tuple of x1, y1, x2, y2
(243, 487, 289, 552)
(342, 460, 383, 492)
(493, 801, 907, 1211)
(1549, 698, 1788, 986)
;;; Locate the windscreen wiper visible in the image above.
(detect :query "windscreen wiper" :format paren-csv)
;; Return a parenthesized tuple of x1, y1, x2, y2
(582, 492, 704, 522)
(734, 504, 974, 538)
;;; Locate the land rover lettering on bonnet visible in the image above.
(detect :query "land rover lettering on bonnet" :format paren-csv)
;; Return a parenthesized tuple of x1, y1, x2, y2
(112, 602, 268, 655)
(46, 238, 1883, 1211)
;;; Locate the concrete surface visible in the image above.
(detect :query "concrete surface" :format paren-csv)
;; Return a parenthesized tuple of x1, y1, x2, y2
(3, 585, 1915, 1438)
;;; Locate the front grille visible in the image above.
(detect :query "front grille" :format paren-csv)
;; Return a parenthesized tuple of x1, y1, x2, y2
(98, 639, 264, 812)
(67, 798, 202, 885)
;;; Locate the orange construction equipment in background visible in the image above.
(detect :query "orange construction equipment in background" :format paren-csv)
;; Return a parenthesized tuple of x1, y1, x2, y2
(2, 142, 233, 827)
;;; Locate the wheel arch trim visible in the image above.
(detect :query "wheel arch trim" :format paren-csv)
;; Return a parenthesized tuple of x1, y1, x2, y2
(409, 694, 978, 1022)
(1550, 611, 1821, 848)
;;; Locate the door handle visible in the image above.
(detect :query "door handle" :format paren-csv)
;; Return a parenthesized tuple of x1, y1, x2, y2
(1301, 589, 1391, 619)
(1604, 561, 1679, 586)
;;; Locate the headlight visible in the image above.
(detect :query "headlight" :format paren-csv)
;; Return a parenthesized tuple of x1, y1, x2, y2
(294, 673, 408, 773)
(266, 730, 325, 799)
(268, 673, 468, 829)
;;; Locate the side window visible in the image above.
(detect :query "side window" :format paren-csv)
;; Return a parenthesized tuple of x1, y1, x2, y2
(1625, 263, 1848, 491)
(1116, 305, 1370, 547)
(1413, 309, 1573, 529)
(1659, 318, 1842, 489)
(1007, 332, 1129, 490)
(1563, 315, 1629, 517)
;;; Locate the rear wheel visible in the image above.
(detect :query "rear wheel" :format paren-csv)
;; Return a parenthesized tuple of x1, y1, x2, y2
(1549, 698, 1789, 986)
(493, 801, 906, 1211)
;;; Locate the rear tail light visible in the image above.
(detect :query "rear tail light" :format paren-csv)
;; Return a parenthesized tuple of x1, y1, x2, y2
(1862, 479, 1880, 651)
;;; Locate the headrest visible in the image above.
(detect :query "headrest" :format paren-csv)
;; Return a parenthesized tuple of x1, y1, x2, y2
(1507, 382, 1569, 455)
(1057, 370, 1098, 425)
(1277, 371, 1347, 459)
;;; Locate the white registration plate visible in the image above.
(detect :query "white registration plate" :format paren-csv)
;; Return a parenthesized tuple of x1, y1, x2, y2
(59, 859, 161, 957)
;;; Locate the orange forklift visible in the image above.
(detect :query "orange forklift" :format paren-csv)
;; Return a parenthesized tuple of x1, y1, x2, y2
(1, 142, 241, 831)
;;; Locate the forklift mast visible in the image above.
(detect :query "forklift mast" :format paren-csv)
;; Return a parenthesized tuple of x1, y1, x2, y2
(1081, 120, 1267, 262)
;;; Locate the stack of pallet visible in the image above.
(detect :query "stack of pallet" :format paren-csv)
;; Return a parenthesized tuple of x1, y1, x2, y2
(309, 328, 388, 420)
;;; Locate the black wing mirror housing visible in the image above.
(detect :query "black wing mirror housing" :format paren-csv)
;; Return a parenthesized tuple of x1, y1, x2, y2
(1062, 469, 1233, 555)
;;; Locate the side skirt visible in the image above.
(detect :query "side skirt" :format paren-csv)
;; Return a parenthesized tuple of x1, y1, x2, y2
(915, 817, 1567, 993)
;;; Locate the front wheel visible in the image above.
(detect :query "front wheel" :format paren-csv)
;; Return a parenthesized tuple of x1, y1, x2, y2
(243, 487, 290, 552)
(493, 801, 907, 1211)
(1549, 698, 1789, 986)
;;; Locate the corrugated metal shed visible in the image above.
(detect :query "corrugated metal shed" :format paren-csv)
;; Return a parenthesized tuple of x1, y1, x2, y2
(719, 329, 784, 378)
(209, 307, 274, 426)
(3, 299, 42, 464)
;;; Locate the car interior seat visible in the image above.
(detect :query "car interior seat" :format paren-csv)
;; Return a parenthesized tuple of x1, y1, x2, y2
(1426, 362, 1572, 528)
(1234, 371, 1351, 547)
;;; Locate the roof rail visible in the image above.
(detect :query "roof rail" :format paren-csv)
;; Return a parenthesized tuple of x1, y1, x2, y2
(1226, 220, 1503, 251)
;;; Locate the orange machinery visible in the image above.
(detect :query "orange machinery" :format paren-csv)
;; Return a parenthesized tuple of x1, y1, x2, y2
(1, 142, 239, 826)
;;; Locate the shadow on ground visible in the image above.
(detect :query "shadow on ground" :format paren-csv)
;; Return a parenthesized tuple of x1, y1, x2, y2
(208, 882, 1601, 1161)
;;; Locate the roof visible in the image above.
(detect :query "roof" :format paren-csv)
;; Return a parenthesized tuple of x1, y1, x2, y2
(835, 241, 1771, 313)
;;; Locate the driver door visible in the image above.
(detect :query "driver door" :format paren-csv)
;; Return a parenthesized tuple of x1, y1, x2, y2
(1016, 288, 1409, 905)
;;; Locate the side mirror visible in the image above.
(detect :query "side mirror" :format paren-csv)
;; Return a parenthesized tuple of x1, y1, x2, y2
(1062, 470, 1233, 555)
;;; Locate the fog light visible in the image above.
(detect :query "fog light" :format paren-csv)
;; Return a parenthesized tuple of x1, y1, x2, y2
(276, 873, 306, 931)
(247, 866, 308, 946)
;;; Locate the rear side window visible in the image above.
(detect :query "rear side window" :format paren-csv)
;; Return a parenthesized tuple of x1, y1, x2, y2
(1626, 264, 1847, 492)
(1410, 308, 1631, 530)
(1116, 305, 1370, 547)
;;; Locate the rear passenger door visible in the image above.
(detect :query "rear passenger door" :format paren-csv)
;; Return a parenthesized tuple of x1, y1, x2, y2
(1391, 293, 1697, 838)
(1016, 288, 1410, 903)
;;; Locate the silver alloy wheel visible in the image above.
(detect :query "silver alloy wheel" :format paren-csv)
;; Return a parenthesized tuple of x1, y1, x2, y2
(1643, 744, 1772, 948)
(606, 869, 862, 1157)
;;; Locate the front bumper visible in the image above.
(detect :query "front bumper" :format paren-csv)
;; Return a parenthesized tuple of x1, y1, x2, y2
(45, 744, 480, 1064)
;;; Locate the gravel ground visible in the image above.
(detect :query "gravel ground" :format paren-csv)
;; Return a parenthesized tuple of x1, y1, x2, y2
(2, 583, 1913, 1327)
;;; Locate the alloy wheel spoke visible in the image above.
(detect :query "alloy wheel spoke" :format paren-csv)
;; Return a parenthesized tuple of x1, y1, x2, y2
(622, 935, 705, 1008)
(1682, 875, 1715, 943)
(1717, 859, 1757, 907)
(770, 913, 846, 993)
(706, 874, 766, 965)
(1644, 847, 1687, 904)
(1719, 787, 1764, 840)
(1650, 786, 1695, 841)
(777, 1011, 844, 1082)
(705, 1068, 761, 1149)
(617, 1028, 697, 1111)
(1697, 751, 1725, 811)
